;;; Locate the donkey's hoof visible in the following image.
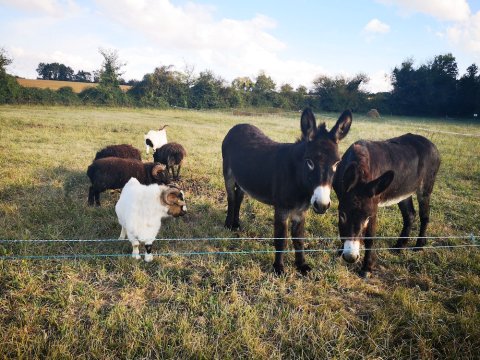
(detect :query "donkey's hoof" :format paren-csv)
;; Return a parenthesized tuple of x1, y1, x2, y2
(296, 263, 312, 275)
(273, 263, 285, 276)
(360, 270, 372, 280)
(224, 220, 240, 231)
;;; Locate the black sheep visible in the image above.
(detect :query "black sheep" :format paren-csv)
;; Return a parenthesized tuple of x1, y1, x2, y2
(87, 157, 169, 206)
(153, 142, 187, 180)
(94, 144, 142, 161)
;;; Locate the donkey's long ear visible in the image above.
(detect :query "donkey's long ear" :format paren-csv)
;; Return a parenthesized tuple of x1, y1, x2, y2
(330, 110, 352, 143)
(343, 162, 359, 193)
(364, 171, 394, 198)
(300, 108, 317, 141)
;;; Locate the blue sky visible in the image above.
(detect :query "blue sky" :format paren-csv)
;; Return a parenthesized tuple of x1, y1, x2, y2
(1, 0, 479, 92)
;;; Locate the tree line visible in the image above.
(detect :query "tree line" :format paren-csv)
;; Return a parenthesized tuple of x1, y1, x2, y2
(0, 48, 478, 119)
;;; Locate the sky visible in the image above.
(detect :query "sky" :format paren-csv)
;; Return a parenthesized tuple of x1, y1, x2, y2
(0, 0, 479, 92)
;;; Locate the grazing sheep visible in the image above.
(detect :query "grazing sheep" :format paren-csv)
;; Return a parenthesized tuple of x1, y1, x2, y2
(153, 142, 187, 180)
(87, 157, 169, 206)
(144, 125, 168, 154)
(116, 178, 187, 262)
(94, 144, 142, 161)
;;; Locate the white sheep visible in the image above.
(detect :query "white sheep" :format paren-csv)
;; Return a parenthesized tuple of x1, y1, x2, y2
(115, 178, 187, 262)
(144, 125, 168, 155)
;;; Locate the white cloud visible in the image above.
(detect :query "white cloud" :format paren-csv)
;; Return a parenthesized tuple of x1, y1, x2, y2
(447, 11, 480, 58)
(362, 70, 393, 93)
(377, 0, 471, 22)
(0, 0, 81, 17)
(95, 0, 284, 52)
(1, 0, 395, 92)
(377, 0, 479, 61)
(93, 0, 325, 88)
(364, 18, 390, 34)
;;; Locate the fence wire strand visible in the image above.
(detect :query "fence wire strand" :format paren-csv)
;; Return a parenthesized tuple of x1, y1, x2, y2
(0, 235, 474, 243)
(0, 235, 478, 260)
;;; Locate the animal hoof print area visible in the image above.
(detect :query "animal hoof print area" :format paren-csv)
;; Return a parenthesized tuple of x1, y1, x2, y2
(297, 263, 312, 275)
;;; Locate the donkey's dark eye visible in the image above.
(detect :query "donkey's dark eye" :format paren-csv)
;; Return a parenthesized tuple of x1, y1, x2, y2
(339, 212, 347, 224)
(305, 159, 314, 171)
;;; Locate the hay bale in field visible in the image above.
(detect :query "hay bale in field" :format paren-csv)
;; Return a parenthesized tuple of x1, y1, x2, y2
(367, 109, 380, 118)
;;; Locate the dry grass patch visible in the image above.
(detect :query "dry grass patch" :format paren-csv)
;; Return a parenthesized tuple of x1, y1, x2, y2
(0, 106, 479, 358)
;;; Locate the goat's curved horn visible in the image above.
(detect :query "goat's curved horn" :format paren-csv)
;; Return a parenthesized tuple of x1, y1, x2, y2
(159, 124, 169, 130)
(152, 163, 167, 179)
(161, 187, 178, 205)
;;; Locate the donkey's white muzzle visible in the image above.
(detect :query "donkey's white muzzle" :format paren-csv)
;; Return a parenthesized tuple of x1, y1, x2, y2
(342, 240, 360, 263)
(311, 186, 331, 214)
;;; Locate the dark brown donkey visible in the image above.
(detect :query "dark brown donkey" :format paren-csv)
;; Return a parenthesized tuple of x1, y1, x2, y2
(222, 109, 352, 274)
(333, 133, 440, 278)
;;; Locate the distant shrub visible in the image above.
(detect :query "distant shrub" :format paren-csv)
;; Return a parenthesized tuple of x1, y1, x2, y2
(19, 87, 57, 105)
(0, 73, 22, 104)
(79, 86, 133, 106)
(56, 86, 81, 105)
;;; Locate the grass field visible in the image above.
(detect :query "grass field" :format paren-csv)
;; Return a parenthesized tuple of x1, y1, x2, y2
(0, 106, 479, 359)
(16, 78, 132, 93)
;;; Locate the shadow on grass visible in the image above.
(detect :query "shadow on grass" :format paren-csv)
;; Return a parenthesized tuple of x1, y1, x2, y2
(0, 166, 271, 262)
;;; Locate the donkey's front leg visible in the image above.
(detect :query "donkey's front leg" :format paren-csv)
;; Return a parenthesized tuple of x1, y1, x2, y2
(291, 210, 311, 275)
(273, 208, 289, 275)
(360, 215, 377, 279)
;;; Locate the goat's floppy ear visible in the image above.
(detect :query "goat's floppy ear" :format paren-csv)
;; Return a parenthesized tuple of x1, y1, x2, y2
(300, 108, 317, 141)
(364, 170, 394, 198)
(329, 110, 352, 143)
(152, 163, 167, 179)
(343, 162, 359, 193)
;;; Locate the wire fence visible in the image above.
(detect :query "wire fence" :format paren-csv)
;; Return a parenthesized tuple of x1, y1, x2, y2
(0, 235, 475, 243)
(0, 235, 477, 260)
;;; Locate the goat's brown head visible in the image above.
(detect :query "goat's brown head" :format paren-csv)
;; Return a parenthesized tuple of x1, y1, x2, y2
(161, 185, 187, 217)
(151, 163, 170, 184)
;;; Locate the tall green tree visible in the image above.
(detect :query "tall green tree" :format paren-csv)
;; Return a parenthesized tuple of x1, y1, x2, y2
(189, 70, 226, 109)
(129, 65, 189, 108)
(0, 48, 21, 103)
(252, 72, 276, 107)
(312, 73, 369, 112)
(98, 49, 125, 89)
(456, 64, 480, 117)
(36, 62, 75, 81)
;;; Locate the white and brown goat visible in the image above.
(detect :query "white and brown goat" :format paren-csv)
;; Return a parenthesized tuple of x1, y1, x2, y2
(115, 178, 187, 262)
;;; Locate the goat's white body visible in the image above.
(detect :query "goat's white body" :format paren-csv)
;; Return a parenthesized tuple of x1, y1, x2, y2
(144, 129, 168, 154)
(115, 178, 170, 261)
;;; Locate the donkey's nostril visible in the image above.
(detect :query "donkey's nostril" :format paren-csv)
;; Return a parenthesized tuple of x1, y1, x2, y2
(313, 202, 329, 214)
(342, 253, 360, 263)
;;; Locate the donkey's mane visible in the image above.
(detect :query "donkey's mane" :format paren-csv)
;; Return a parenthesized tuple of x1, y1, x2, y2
(296, 122, 329, 143)
(352, 143, 371, 181)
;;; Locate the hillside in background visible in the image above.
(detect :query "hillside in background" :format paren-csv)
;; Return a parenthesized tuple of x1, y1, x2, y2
(16, 78, 132, 93)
